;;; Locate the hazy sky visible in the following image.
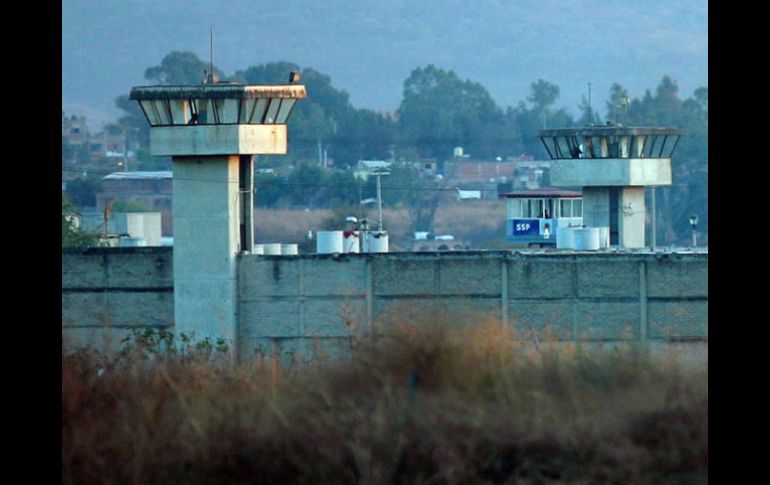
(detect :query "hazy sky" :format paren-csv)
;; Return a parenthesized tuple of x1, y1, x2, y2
(62, 0, 707, 131)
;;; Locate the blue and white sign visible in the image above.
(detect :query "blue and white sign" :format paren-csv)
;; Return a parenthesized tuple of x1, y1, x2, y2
(512, 219, 540, 236)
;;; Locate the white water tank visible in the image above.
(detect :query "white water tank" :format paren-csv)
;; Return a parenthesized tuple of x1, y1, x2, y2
(574, 228, 600, 250)
(597, 227, 610, 249)
(252, 244, 265, 255)
(281, 243, 298, 255)
(119, 236, 147, 247)
(556, 227, 575, 249)
(343, 231, 360, 253)
(263, 243, 282, 255)
(317, 231, 343, 253)
(363, 231, 389, 253)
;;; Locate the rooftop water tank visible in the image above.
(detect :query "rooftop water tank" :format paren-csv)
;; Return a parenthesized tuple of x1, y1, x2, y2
(317, 231, 343, 254)
(573, 227, 600, 250)
(263, 243, 282, 255)
(119, 236, 147, 247)
(343, 230, 360, 253)
(363, 231, 389, 253)
(556, 227, 575, 249)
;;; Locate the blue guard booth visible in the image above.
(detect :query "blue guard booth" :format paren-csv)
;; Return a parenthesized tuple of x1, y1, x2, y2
(500, 187, 583, 248)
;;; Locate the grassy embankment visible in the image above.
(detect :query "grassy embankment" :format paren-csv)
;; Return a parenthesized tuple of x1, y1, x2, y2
(63, 314, 707, 484)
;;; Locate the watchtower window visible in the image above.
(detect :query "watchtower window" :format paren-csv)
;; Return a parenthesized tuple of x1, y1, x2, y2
(508, 199, 522, 218)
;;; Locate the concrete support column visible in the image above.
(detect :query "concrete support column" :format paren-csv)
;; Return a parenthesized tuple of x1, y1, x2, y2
(238, 155, 254, 252)
(619, 187, 646, 248)
(172, 155, 240, 343)
(581, 187, 610, 228)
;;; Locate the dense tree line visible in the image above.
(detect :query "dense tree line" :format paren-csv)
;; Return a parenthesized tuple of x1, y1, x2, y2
(107, 51, 707, 244)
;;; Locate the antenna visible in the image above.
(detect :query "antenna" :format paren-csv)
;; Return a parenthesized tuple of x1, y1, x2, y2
(209, 26, 214, 83)
(588, 82, 592, 124)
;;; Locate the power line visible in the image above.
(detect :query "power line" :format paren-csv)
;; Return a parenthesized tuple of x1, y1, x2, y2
(62, 167, 707, 192)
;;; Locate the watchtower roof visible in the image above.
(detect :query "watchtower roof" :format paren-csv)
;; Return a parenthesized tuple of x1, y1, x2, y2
(129, 84, 307, 100)
(540, 126, 682, 137)
(539, 124, 683, 160)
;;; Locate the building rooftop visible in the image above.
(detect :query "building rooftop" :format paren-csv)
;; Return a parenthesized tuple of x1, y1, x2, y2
(129, 84, 307, 100)
(499, 187, 582, 199)
(540, 126, 683, 137)
(103, 171, 172, 180)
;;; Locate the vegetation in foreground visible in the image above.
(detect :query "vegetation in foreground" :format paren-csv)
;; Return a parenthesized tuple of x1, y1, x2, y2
(62, 321, 707, 484)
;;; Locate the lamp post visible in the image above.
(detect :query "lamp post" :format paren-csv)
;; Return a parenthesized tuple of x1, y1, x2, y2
(689, 214, 699, 247)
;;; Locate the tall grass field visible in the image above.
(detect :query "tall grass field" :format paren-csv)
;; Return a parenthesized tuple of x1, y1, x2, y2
(62, 319, 707, 484)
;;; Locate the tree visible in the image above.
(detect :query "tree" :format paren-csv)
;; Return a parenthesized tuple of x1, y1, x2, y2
(144, 51, 224, 85)
(608, 77, 708, 245)
(65, 177, 102, 207)
(62, 136, 73, 164)
(527, 79, 560, 112)
(605, 83, 631, 124)
(396, 65, 505, 159)
(576, 94, 602, 126)
(287, 163, 328, 208)
(62, 197, 99, 248)
(236, 62, 395, 166)
(507, 79, 574, 158)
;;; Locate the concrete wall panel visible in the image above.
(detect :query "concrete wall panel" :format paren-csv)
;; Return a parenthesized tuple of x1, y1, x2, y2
(576, 259, 639, 297)
(438, 257, 501, 295)
(648, 300, 708, 339)
(508, 257, 574, 298)
(303, 257, 367, 296)
(240, 257, 301, 298)
(372, 258, 436, 295)
(510, 300, 574, 339)
(647, 257, 708, 298)
(303, 298, 367, 337)
(238, 300, 301, 338)
(577, 302, 640, 340)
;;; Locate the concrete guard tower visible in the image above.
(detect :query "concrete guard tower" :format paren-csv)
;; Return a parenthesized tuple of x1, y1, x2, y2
(130, 81, 306, 344)
(539, 125, 682, 248)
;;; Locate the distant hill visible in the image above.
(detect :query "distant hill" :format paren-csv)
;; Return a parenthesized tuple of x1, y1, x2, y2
(62, 0, 707, 128)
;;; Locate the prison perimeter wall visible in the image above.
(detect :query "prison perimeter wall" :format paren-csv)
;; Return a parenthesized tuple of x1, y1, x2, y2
(62, 248, 707, 357)
(62, 247, 174, 351)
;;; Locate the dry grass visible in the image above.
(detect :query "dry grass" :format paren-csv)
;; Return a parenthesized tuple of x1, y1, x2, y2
(62, 317, 707, 484)
(254, 201, 506, 247)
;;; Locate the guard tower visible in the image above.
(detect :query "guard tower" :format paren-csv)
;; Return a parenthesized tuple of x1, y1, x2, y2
(539, 125, 682, 248)
(130, 80, 306, 344)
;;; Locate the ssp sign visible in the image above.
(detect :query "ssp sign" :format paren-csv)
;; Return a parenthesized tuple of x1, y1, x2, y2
(512, 219, 539, 236)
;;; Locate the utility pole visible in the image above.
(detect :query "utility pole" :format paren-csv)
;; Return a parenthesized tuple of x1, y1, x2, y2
(123, 129, 129, 172)
(689, 215, 699, 247)
(374, 170, 390, 231)
(651, 188, 656, 248)
(588, 82, 592, 124)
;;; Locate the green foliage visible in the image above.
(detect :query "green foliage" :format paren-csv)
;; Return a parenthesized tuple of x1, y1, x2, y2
(397, 65, 506, 160)
(527, 79, 560, 111)
(145, 51, 224, 85)
(112, 199, 151, 213)
(112, 52, 707, 244)
(507, 79, 575, 158)
(236, 62, 395, 166)
(62, 197, 99, 248)
(62, 136, 73, 163)
(606, 77, 708, 244)
(119, 328, 229, 362)
(65, 177, 102, 207)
